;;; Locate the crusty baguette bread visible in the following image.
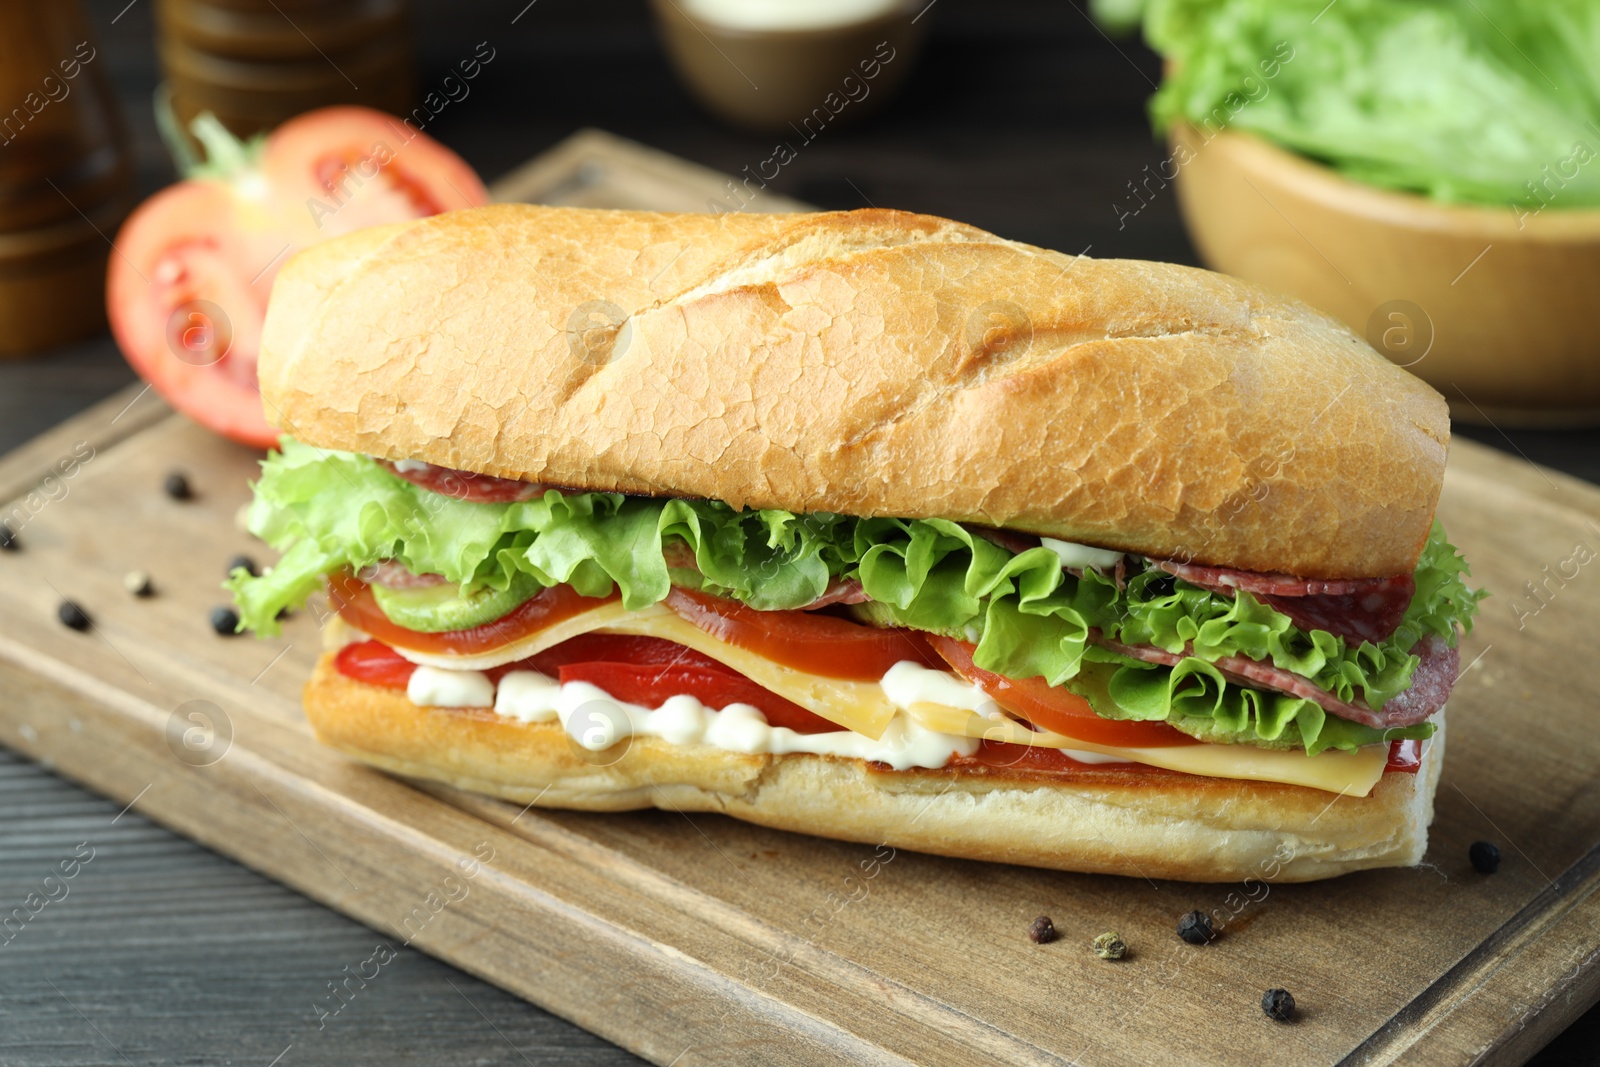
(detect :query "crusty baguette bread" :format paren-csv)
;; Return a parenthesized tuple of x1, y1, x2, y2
(260, 205, 1448, 578)
(303, 651, 1443, 883)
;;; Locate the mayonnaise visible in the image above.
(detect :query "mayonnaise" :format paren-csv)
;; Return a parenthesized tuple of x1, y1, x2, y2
(493, 672, 978, 770)
(407, 665, 495, 709)
(1040, 536, 1125, 572)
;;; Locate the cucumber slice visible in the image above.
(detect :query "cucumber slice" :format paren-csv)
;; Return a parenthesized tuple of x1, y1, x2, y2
(370, 572, 540, 633)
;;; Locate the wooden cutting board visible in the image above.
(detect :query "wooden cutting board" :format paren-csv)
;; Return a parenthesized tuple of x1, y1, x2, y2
(0, 129, 1595, 1067)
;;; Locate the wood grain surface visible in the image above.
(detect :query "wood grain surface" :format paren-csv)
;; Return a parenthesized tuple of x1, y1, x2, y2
(2, 1, 1597, 1064)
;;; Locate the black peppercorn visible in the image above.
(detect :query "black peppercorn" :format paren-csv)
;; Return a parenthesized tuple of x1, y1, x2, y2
(1176, 910, 1214, 945)
(1262, 988, 1295, 1022)
(210, 605, 241, 636)
(227, 554, 258, 578)
(0, 523, 17, 552)
(58, 601, 91, 631)
(1027, 916, 1057, 944)
(1469, 840, 1501, 874)
(163, 471, 193, 500)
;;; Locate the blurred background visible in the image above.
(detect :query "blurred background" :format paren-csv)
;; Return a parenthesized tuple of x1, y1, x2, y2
(0, 0, 1595, 1062)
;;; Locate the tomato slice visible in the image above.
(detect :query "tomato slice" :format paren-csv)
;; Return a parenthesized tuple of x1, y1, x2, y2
(664, 587, 943, 680)
(1385, 739, 1422, 774)
(521, 633, 722, 674)
(379, 460, 545, 503)
(336, 639, 418, 687)
(261, 107, 488, 243)
(108, 106, 488, 449)
(328, 571, 614, 657)
(927, 636, 1198, 748)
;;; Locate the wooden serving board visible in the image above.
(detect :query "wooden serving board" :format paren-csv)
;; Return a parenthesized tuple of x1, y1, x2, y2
(1, 130, 1597, 1067)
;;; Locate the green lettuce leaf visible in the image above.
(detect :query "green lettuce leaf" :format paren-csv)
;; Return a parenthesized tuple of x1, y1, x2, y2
(1143, 0, 1600, 210)
(229, 439, 1483, 754)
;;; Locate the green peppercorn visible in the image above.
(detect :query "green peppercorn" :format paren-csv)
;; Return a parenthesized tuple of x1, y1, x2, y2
(1092, 932, 1127, 960)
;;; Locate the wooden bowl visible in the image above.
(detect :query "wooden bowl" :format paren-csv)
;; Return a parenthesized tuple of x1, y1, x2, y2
(648, 0, 926, 134)
(1170, 122, 1600, 425)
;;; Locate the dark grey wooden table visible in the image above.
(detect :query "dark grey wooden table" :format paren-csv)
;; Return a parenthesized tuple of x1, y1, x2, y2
(1, 1, 1595, 1063)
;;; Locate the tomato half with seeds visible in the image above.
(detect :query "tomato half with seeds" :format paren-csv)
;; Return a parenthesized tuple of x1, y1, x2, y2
(108, 106, 487, 448)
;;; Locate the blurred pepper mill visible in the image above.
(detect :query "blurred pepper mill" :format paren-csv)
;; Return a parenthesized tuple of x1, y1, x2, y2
(0, 0, 134, 356)
(157, 0, 414, 147)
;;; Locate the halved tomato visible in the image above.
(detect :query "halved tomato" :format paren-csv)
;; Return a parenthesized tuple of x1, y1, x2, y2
(261, 107, 487, 243)
(927, 636, 1197, 748)
(108, 107, 488, 448)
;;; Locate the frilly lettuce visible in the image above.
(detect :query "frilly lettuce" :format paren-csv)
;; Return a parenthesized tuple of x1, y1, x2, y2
(229, 439, 1483, 755)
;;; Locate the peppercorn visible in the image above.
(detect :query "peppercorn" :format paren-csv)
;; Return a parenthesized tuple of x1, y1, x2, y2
(0, 523, 17, 552)
(1469, 840, 1502, 874)
(163, 471, 193, 500)
(1092, 932, 1127, 960)
(210, 605, 241, 636)
(58, 601, 91, 631)
(227, 554, 258, 578)
(124, 571, 154, 597)
(1176, 910, 1214, 945)
(1027, 916, 1057, 944)
(1261, 988, 1296, 1022)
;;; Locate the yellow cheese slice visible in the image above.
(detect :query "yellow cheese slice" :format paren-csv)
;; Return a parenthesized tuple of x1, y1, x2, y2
(906, 701, 1385, 796)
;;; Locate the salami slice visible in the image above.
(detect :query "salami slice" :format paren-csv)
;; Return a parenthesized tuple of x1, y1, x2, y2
(803, 577, 869, 610)
(1091, 632, 1458, 730)
(1150, 559, 1414, 645)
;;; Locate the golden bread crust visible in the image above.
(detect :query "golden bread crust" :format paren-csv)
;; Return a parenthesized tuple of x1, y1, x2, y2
(260, 205, 1449, 578)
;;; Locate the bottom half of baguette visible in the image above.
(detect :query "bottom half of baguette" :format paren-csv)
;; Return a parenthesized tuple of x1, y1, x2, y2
(302, 652, 1444, 883)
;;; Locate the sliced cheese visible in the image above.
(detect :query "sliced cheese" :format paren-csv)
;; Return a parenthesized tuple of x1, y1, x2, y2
(389, 601, 899, 740)
(902, 700, 1385, 796)
(389, 600, 666, 671)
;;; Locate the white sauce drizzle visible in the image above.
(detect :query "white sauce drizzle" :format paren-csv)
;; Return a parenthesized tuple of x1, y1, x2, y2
(1040, 537, 1125, 571)
(396, 657, 1130, 770)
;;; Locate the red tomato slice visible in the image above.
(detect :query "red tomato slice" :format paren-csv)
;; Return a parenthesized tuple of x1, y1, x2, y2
(927, 636, 1198, 748)
(521, 633, 723, 674)
(328, 571, 615, 657)
(379, 460, 545, 503)
(335, 639, 417, 687)
(261, 107, 487, 242)
(1385, 739, 1422, 774)
(108, 106, 488, 449)
(664, 587, 943, 680)
(557, 662, 835, 734)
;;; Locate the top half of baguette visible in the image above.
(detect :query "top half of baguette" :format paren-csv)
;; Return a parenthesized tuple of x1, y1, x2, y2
(258, 204, 1448, 578)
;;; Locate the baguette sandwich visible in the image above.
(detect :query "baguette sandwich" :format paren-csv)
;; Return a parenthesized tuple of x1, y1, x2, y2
(228, 204, 1482, 882)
